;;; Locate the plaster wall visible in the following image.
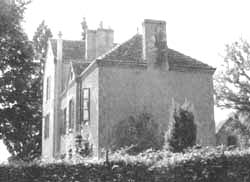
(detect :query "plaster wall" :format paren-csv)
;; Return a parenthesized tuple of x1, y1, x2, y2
(42, 44, 56, 159)
(99, 66, 216, 150)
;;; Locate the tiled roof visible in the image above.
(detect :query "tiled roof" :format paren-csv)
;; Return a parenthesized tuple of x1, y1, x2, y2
(101, 34, 143, 62)
(51, 35, 215, 72)
(72, 62, 90, 75)
(100, 34, 215, 71)
(50, 39, 85, 62)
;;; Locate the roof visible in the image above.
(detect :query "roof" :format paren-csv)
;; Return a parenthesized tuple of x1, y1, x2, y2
(100, 34, 215, 71)
(72, 62, 90, 75)
(50, 34, 215, 73)
(216, 112, 235, 133)
(50, 39, 85, 62)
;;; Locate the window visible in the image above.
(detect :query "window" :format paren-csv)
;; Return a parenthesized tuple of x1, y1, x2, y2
(82, 88, 90, 122)
(61, 108, 67, 135)
(44, 114, 50, 139)
(46, 76, 51, 100)
(69, 99, 74, 130)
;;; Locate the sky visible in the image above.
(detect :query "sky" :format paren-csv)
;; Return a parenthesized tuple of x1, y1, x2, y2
(1, 0, 250, 162)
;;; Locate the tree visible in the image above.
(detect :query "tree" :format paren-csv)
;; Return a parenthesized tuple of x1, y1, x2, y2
(32, 20, 52, 74)
(0, 1, 42, 161)
(32, 21, 52, 123)
(215, 39, 250, 113)
(111, 113, 164, 154)
(165, 100, 197, 153)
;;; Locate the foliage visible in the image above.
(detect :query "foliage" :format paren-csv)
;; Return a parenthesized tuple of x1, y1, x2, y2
(215, 39, 250, 113)
(165, 100, 197, 152)
(0, 0, 41, 161)
(111, 113, 164, 154)
(32, 20, 52, 74)
(2, 146, 250, 182)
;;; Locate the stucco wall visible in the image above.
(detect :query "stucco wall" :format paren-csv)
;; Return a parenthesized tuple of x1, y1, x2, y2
(81, 67, 99, 157)
(99, 66, 215, 151)
(42, 44, 55, 159)
(59, 81, 77, 155)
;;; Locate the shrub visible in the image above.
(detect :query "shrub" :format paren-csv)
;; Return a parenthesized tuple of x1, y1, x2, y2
(111, 113, 164, 154)
(165, 100, 197, 152)
(1, 146, 250, 182)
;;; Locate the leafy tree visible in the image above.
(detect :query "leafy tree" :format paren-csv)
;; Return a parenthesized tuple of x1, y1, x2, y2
(111, 113, 164, 154)
(0, 0, 41, 161)
(215, 39, 250, 113)
(165, 100, 197, 153)
(32, 20, 52, 74)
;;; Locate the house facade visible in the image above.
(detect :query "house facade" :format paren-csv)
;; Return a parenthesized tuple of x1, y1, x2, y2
(216, 113, 250, 148)
(42, 19, 216, 159)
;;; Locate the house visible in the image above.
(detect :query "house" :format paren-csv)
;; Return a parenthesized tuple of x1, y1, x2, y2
(42, 19, 216, 159)
(216, 113, 250, 148)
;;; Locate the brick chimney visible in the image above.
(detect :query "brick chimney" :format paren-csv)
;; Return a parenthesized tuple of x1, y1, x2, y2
(85, 22, 114, 61)
(142, 19, 168, 68)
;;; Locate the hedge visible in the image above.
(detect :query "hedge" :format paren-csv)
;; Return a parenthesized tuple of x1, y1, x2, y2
(1, 146, 250, 182)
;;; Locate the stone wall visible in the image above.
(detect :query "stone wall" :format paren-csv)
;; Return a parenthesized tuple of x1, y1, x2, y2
(42, 43, 56, 159)
(59, 81, 77, 156)
(81, 67, 100, 157)
(99, 65, 215, 151)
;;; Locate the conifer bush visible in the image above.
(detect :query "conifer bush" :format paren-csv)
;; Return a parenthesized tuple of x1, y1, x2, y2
(165, 100, 197, 152)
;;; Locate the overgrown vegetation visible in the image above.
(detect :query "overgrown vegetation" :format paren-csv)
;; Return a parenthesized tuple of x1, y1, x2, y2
(1, 146, 250, 182)
(165, 100, 197, 152)
(111, 113, 164, 154)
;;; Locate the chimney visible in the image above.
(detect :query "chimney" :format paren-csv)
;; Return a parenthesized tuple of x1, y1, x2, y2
(85, 21, 114, 61)
(142, 19, 168, 68)
(57, 31, 63, 61)
(96, 27, 114, 58)
(85, 30, 97, 61)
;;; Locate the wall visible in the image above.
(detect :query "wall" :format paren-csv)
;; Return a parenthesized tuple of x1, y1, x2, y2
(42, 43, 56, 159)
(59, 80, 77, 156)
(99, 65, 216, 150)
(80, 67, 99, 157)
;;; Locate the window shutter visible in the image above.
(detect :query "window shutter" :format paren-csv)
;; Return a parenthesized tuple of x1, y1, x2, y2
(83, 88, 90, 122)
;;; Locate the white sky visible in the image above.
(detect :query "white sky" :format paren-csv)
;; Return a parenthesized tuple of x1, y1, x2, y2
(1, 0, 249, 162)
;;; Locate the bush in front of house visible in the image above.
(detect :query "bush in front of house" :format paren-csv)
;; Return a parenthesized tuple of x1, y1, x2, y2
(165, 100, 197, 152)
(111, 112, 165, 154)
(1, 146, 250, 182)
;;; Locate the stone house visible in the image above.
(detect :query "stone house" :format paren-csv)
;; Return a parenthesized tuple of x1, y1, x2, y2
(216, 113, 250, 148)
(42, 19, 216, 159)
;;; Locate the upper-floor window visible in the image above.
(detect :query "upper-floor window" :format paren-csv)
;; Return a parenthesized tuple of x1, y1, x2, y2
(44, 114, 50, 139)
(82, 88, 90, 122)
(69, 99, 74, 130)
(46, 76, 51, 101)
